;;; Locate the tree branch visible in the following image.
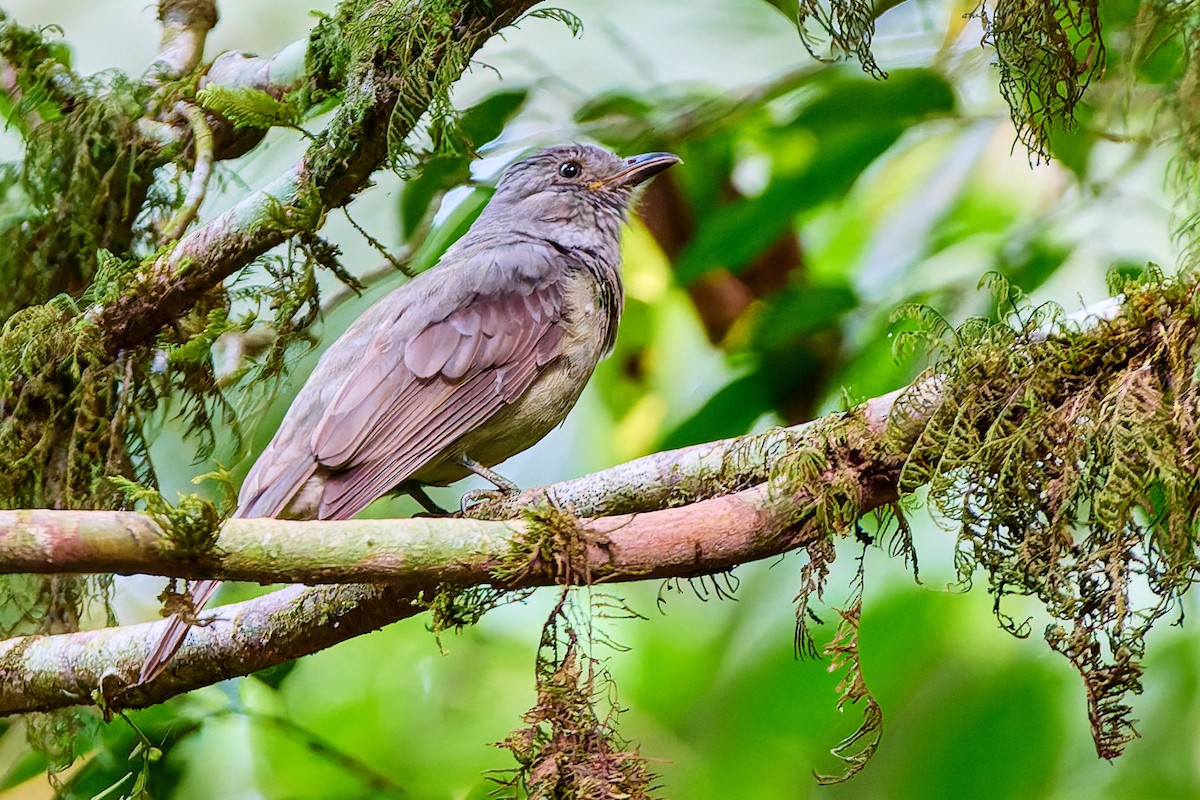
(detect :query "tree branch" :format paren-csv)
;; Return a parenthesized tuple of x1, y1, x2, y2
(160, 102, 215, 240)
(472, 387, 908, 519)
(147, 0, 219, 82)
(97, 0, 537, 355)
(0, 386, 910, 714)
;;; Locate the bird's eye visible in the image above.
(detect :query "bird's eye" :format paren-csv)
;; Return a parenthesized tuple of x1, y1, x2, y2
(558, 161, 582, 179)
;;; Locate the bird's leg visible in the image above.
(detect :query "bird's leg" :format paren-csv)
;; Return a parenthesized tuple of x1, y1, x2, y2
(457, 455, 519, 513)
(400, 480, 450, 517)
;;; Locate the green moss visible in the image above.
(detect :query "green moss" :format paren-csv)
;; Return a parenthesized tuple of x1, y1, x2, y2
(891, 269, 1200, 758)
(794, 0, 885, 78)
(109, 477, 223, 553)
(976, 0, 1104, 161)
(304, 0, 494, 179)
(420, 584, 514, 649)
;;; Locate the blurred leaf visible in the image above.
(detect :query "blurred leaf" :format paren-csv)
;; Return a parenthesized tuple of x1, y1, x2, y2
(999, 238, 1070, 295)
(659, 371, 772, 450)
(407, 187, 492, 274)
(398, 90, 526, 237)
(759, 0, 798, 18)
(671, 133, 737, 223)
(458, 89, 527, 146)
(752, 283, 856, 351)
(792, 69, 955, 133)
(399, 157, 463, 238)
(0, 744, 47, 791)
(574, 92, 656, 125)
(1047, 121, 1094, 180)
(252, 660, 300, 690)
(675, 70, 955, 283)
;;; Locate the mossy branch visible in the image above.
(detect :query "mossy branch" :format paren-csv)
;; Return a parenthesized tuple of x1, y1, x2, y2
(0, 389, 905, 715)
(95, 0, 538, 355)
(146, 0, 219, 82)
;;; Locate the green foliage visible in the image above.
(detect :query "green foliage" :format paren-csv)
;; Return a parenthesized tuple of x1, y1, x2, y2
(398, 89, 527, 239)
(109, 477, 223, 553)
(0, 12, 77, 132)
(815, 562, 882, 784)
(194, 84, 302, 131)
(420, 584, 517, 649)
(891, 270, 1200, 758)
(305, 0, 484, 175)
(523, 8, 585, 38)
(0, 297, 114, 510)
(0, 67, 162, 316)
(673, 69, 956, 283)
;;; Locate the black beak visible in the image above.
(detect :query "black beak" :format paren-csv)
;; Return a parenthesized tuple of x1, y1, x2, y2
(605, 151, 682, 187)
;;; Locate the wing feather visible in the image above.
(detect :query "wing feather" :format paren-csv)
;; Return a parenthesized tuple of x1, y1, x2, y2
(237, 238, 570, 522)
(404, 317, 463, 379)
(317, 367, 513, 519)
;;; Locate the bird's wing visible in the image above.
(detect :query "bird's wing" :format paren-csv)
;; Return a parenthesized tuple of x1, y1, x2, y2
(237, 239, 568, 521)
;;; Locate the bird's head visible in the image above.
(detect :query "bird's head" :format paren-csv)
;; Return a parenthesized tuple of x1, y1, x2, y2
(485, 144, 680, 238)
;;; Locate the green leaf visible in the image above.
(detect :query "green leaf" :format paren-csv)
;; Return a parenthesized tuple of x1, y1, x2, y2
(458, 89, 527, 146)
(524, 8, 584, 37)
(399, 157, 464, 239)
(659, 372, 773, 450)
(407, 187, 493, 274)
(0, 746, 48, 791)
(752, 284, 856, 351)
(674, 70, 955, 283)
(195, 84, 300, 130)
(398, 90, 526, 238)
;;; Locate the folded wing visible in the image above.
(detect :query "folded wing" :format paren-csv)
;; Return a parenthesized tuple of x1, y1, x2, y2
(236, 239, 567, 520)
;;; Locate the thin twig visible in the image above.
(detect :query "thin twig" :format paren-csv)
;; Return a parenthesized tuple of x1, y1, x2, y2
(343, 207, 414, 277)
(161, 102, 216, 241)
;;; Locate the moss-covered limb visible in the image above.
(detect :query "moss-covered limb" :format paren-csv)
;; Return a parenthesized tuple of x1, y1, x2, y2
(0, 425, 905, 714)
(97, 0, 537, 355)
(161, 102, 215, 239)
(0, 450, 899, 585)
(0, 510, 518, 584)
(202, 40, 310, 100)
(146, 0, 219, 81)
(0, 581, 431, 716)
(469, 387, 906, 520)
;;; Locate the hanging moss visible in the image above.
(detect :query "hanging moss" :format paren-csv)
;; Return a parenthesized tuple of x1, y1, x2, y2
(493, 591, 657, 800)
(976, 0, 1105, 161)
(890, 269, 1200, 758)
(793, 0, 885, 78)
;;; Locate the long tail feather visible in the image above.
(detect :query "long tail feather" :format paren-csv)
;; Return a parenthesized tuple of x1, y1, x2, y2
(136, 579, 221, 684)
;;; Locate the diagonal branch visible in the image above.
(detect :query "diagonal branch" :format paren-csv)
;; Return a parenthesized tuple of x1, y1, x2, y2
(97, 0, 538, 355)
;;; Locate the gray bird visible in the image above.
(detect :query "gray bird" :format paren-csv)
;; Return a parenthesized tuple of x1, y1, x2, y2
(138, 143, 680, 684)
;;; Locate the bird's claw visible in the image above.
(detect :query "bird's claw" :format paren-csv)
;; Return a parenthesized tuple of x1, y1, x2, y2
(459, 488, 507, 515)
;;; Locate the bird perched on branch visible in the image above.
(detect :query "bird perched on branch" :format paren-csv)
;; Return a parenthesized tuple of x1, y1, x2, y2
(138, 143, 680, 684)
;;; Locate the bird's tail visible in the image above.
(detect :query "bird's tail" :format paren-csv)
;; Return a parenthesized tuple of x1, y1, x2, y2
(136, 578, 221, 685)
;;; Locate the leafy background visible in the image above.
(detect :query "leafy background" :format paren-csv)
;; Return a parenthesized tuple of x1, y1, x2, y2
(2, 0, 1199, 798)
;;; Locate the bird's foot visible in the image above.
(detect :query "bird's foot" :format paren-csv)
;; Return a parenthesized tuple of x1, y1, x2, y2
(459, 488, 509, 515)
(455, 454, 521, 515)
(400, 481, 451, 517)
